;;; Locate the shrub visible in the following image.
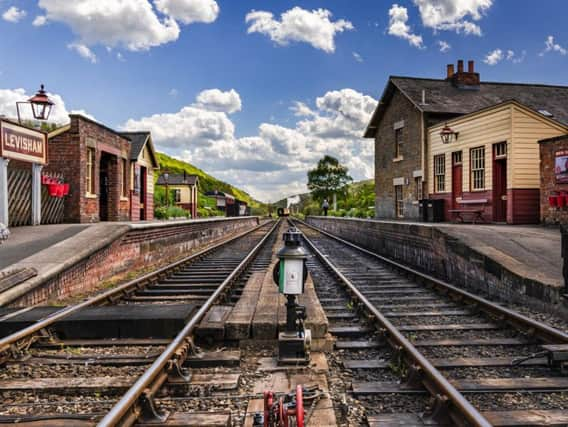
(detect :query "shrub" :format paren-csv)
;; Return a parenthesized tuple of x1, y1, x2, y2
(155, 206, 190, 220)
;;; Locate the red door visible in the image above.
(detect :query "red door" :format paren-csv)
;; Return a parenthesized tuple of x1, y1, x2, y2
(452, 152, 463, 209)
(493, 143, 507, 222)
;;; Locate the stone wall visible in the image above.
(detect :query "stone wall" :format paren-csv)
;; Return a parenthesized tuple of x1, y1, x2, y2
(540, 135, 568, 225)
(374, 90, 423, 220)
(8, 217, 259, 306)
(306, 216, 566, 317)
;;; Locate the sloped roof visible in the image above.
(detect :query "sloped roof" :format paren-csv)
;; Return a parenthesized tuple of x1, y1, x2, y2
(156, 173, 198, 185)
(119, 131, 159, 168)
(365, 76, 568, 137)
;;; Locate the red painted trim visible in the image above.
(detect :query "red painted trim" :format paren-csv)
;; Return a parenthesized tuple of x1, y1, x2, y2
(508, 189, 539, 224)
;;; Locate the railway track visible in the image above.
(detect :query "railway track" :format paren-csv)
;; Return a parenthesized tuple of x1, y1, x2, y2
(0, 219, 279, 426)
(293, 220, 568, 427)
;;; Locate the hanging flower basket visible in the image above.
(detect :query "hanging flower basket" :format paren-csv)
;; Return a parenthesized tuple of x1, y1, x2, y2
(56, 184, 65, 198)
(47, 183, 59, 197)
(41, 175, 50, 185)
(62, 183, 70, 196)
(558, 194, 567, 208)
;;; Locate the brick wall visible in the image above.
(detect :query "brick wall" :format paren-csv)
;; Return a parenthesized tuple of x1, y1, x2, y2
(47, 115, 131, 223)
(307, 216, 567, 318)
(10, 217, 260, 306)
(540, 135, 568, 225)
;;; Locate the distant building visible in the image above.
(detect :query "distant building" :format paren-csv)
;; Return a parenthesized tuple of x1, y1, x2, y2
(155, 172, 199, 218)
(365, 59, 568, 223)
(205, 190, 235, 212)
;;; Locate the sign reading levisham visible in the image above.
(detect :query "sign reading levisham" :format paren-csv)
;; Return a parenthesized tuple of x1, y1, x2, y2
(0, 120, 47, 165)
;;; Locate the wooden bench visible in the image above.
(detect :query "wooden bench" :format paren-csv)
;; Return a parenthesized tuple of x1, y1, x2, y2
(448, 198, 488, 224)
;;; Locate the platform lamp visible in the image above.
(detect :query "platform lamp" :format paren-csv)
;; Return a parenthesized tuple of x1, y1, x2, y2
(162, 170, 170, 207)
(16, 84, 55, 124)
(440, 123, 459, 144)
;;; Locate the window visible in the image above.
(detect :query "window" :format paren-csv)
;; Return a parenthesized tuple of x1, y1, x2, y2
(395, 185, 404, 218)
(470, 147, 485, 190)
(452, 151, 462, 165)
(434, 154, 445, 193)
(173, 189, 181, 203)
(394, 128, 403, 158)
(494, 142, 507, 159)
(122, 159, 128, 197)
(415, 177, 423, 201)
(86, 148, 96, 195)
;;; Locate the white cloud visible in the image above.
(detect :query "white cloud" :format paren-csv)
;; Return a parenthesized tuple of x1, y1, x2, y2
(413, 0, 492, 35)
(2, 6, 26, 23)
(245, 7, 353, 53)
(0, 87, 92, 125)
(32, 15, 47, 26)
(506, 49, 525, 64)
(68, 43, 97, 63)
(154, 0, 219, 24)
(540, 35, 567, 56)
(483, 48, 503, 65)
(121, 88, 377, 201)
(438, 40, 451, 52)
(387, 4, 424, 48)
(196, 88, 242, 113)
(352, 51, 364, 62)
(37, 0, 219, 57)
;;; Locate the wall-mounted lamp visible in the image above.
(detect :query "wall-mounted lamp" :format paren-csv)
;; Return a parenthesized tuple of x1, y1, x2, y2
(440, 124, 459, 144)
(16, 84, 55, 124)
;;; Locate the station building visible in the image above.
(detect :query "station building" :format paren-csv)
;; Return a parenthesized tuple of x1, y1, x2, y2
(365, 59, 568, 223)
(47, 114, 159, 223)
(539, 134, 568, 224)
(155, 172, 199, 218)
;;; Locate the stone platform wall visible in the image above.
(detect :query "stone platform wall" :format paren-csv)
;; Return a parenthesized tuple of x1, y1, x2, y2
(8, 217, 259, 307)
(306, 216, 566, 317)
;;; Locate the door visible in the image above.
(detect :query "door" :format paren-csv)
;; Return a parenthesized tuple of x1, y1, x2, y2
(139, 166, 147, 220)
(493, 142, 507, 222)
(451, 151, 463, 210)
(99, 154, 110, 221)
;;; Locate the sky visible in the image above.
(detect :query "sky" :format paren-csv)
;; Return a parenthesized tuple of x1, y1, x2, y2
(1, 1, 568, 202)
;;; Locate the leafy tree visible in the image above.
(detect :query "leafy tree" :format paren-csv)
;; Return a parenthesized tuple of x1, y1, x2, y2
(307, 155, 353, 202)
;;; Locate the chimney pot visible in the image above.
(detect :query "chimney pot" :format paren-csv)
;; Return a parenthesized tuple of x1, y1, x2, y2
(457, 60, 464, 73)
(468, 60, 474, 73)
(447, 64, 454, 79)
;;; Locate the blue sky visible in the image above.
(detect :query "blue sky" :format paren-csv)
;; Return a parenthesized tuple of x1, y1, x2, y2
(1, 0, 568, 201)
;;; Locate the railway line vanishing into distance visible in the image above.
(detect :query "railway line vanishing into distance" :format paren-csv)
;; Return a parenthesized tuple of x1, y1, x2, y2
(0, 216, 567, 426)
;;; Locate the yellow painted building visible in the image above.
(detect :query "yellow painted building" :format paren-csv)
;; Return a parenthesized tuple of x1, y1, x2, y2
(155, 173, 199, 218)
(428, 100, 568, 223)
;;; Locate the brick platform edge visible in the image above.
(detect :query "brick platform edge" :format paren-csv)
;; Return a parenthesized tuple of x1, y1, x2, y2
(0, 217, 260, 307)
(306, 216, 568, 319)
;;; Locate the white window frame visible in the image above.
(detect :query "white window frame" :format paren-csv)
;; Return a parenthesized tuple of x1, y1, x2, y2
(434, 154, 445, 193)
(470, 146, 485, 190)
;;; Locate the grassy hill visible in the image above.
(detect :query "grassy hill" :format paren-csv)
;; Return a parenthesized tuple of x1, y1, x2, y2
(273, 179, 375, 218)
(156, 152, 267, 215)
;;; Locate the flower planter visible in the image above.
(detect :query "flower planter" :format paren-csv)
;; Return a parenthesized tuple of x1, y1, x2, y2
(558, 195, 567, 208)
(62, 183, 70, 196)
(56, 184, 65, 198)
(47, 183, 59, 197)
(41, 175, 50, 185)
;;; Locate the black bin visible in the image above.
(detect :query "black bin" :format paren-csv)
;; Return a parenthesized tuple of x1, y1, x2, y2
(427, 199, 445, 222)
(418, 199, 429, 222)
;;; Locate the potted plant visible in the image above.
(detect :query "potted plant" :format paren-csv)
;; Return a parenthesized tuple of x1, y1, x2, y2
(62, 183, 70, 196)
(47, 183, 59, 197)
(558, 193, 567, 208)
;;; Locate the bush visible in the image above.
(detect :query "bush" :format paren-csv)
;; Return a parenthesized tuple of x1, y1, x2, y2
(155, 206, 190, 220)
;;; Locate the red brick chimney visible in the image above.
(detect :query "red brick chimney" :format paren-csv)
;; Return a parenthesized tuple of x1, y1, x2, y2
(446, 59, 480, 89)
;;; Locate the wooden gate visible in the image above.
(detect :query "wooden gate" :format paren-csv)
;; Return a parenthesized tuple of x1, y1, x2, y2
(7, 168, 65, 227)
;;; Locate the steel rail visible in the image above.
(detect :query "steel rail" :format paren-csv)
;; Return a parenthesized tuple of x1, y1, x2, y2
(0, 220, 271, 355)
(296, 219, 568, 345)
(98, 218, 281, 427)
(294, 220, 492, 427)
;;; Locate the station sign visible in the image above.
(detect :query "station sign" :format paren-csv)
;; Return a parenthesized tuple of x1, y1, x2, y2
(0, 120, 48, 165)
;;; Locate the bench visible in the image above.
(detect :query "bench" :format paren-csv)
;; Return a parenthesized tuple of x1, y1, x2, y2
(448, 198, 488, 224)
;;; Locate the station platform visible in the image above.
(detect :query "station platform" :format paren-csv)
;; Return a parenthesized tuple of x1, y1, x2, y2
(306, 216, 565, 315)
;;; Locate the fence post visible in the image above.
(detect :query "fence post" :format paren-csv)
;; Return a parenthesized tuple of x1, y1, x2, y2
(0, 158, 9, 227)
(562, 224, 568, 298)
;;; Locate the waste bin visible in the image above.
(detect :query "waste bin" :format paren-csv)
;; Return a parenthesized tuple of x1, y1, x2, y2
(427, 199, 445, 222)
(418, 199, 429, 222)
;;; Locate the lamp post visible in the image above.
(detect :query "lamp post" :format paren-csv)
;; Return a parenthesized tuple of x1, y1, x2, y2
(16, 84, 54, 124)
(162, 171, 169, 207)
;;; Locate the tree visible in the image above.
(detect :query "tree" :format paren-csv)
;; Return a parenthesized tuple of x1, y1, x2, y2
(307, 155, 353, 202)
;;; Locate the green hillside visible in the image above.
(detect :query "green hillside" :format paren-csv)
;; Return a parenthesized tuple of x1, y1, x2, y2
(155, 152, 267, 215)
